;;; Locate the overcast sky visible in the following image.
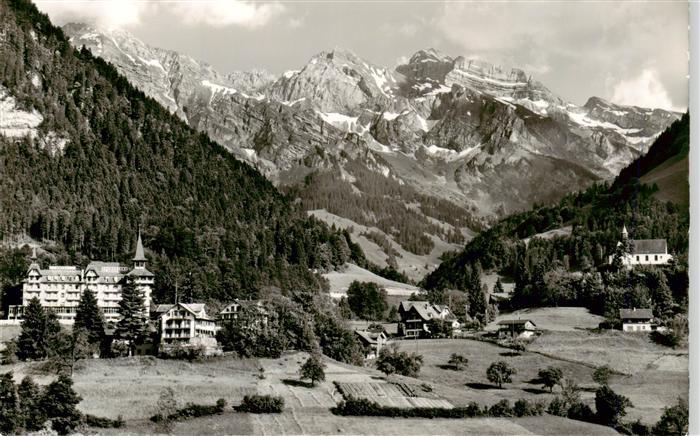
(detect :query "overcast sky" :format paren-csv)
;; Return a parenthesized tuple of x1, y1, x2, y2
(35, 0, 689, 111)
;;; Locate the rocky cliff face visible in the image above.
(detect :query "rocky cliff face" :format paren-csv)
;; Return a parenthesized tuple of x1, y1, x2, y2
(61, 24, 681, 265)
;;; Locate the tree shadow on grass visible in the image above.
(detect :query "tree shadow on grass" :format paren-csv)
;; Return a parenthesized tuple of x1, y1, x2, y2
(436, 364, 463, 371)
(466, 382, 497, 390)
(522, 387, 549, 395)
(499, 352, 522, 357)
(281, 378, 313, 388)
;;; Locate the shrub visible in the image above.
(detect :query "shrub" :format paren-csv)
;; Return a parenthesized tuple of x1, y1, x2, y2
(236, 395, 284, 414)
(376, 343, 423, 377)
(447, 353, 468, 370)
(159, 343, 206, 361)
(593, 365, 613, 385)
(331, 398, 544, 419)
(513, 399, 545, 417)
(652, 398, 688, 435)
(151, 399, 227, 423)
(85, 414, 125, 428)
(547, 396, 568, 417)
(595, 385, 632, 426)
(649, 330, 680, 348)
(567, 402, 595, 422)
(488, 399, 513, 417)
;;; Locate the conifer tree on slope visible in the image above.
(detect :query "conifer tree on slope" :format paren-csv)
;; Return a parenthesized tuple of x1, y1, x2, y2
(115, 276, 148, 355)
(0, 372, 21, 434)
(74, 290, 105, 345)
(17, 297, 60, 360)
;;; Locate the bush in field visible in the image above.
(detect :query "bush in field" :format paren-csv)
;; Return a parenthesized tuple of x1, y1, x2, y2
(152, 387, 178, 433)
(652, 398, 688, 435)
(151, 399, 226, 423)
(236, 395, 284, 413)
(595, 385, 632, 426)
(650, 330, 681, 348)
(486, 360, 516, 388)
(513, 399, 545, 417)
(567, 402, 595, 422)
(488, 399, 513, 417)
(332, 398, 545, 419)
(85, 414, 125, 428)
(593, 365, 613, 385)
(159, 343, 206, 361)
(299, 354, 326, 386)
(447, 353, 468, 370)
(537, 366, 563, 392)
(547, 396, 568, 417)
(376, 343, 423, 377)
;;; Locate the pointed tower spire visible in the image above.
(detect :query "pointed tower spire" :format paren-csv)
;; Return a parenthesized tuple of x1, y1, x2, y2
(28, 246, 40, 272)
(622, 224, 629, 239)
(133, 230, 146, 267)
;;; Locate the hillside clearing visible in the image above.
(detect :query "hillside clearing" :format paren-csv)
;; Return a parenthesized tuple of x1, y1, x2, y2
(309, 209, 467, 281)
(486, 307, 604, 332)
(324, 263, 421, 299)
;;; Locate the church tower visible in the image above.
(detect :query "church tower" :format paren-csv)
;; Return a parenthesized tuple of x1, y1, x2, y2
(127, 231, 154, 311)
(621, 224, 629, 240)
(133, 231, 147, 270)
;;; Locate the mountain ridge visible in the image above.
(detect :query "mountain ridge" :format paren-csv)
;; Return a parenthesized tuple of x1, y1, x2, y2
(59, 22, 681, 278)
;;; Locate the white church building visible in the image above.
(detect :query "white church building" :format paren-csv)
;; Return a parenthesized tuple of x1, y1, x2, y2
(608, 225, 673, 266)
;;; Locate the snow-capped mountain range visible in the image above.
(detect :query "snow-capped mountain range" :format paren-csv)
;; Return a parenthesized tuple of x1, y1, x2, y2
(61, 23, 680, 274)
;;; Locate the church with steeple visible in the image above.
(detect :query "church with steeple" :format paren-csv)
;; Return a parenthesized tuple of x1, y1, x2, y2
(7, 233, 154, 324)
(608, 225, 673, 267)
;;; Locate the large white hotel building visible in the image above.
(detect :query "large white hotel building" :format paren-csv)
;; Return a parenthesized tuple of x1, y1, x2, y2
(7, 233, 153, 323)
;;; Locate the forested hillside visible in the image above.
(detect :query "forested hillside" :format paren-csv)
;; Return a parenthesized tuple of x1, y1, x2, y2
(0, 0, 359, 305)
(422, 114, 689, 321)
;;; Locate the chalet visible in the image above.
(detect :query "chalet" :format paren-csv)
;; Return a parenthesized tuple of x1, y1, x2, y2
(153, 303, 218, 348)
(497, 319, 538, 339)
(619, 308, 654, 332)
(608, 225, 673, 266)
(354, 329, 389, 359)
(217, 299, 268, 328)
(398, 301, 461, 338)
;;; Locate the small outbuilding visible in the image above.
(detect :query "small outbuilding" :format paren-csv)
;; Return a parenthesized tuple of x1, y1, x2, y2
(497, 319, 538, 339)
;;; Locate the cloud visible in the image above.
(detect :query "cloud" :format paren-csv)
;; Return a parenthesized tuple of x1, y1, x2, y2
(171, 1, 285, 28)
(34, 0, 285, 29)
(436, 1, 688, 109)
(611, 69, 680, 112)
(34, 0, 149, 28)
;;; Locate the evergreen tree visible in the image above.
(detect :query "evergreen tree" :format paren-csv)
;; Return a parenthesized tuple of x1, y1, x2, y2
(18, 376, 44, 431)
(115, 276, 148, 356)
(0, 372, 21, 434)
(467, 265, 487, 320)
(16, 297, 60, 360)
(74, 290, 105, 345)
(39, 375, 83, 435)
(494, 277, 505, 294)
